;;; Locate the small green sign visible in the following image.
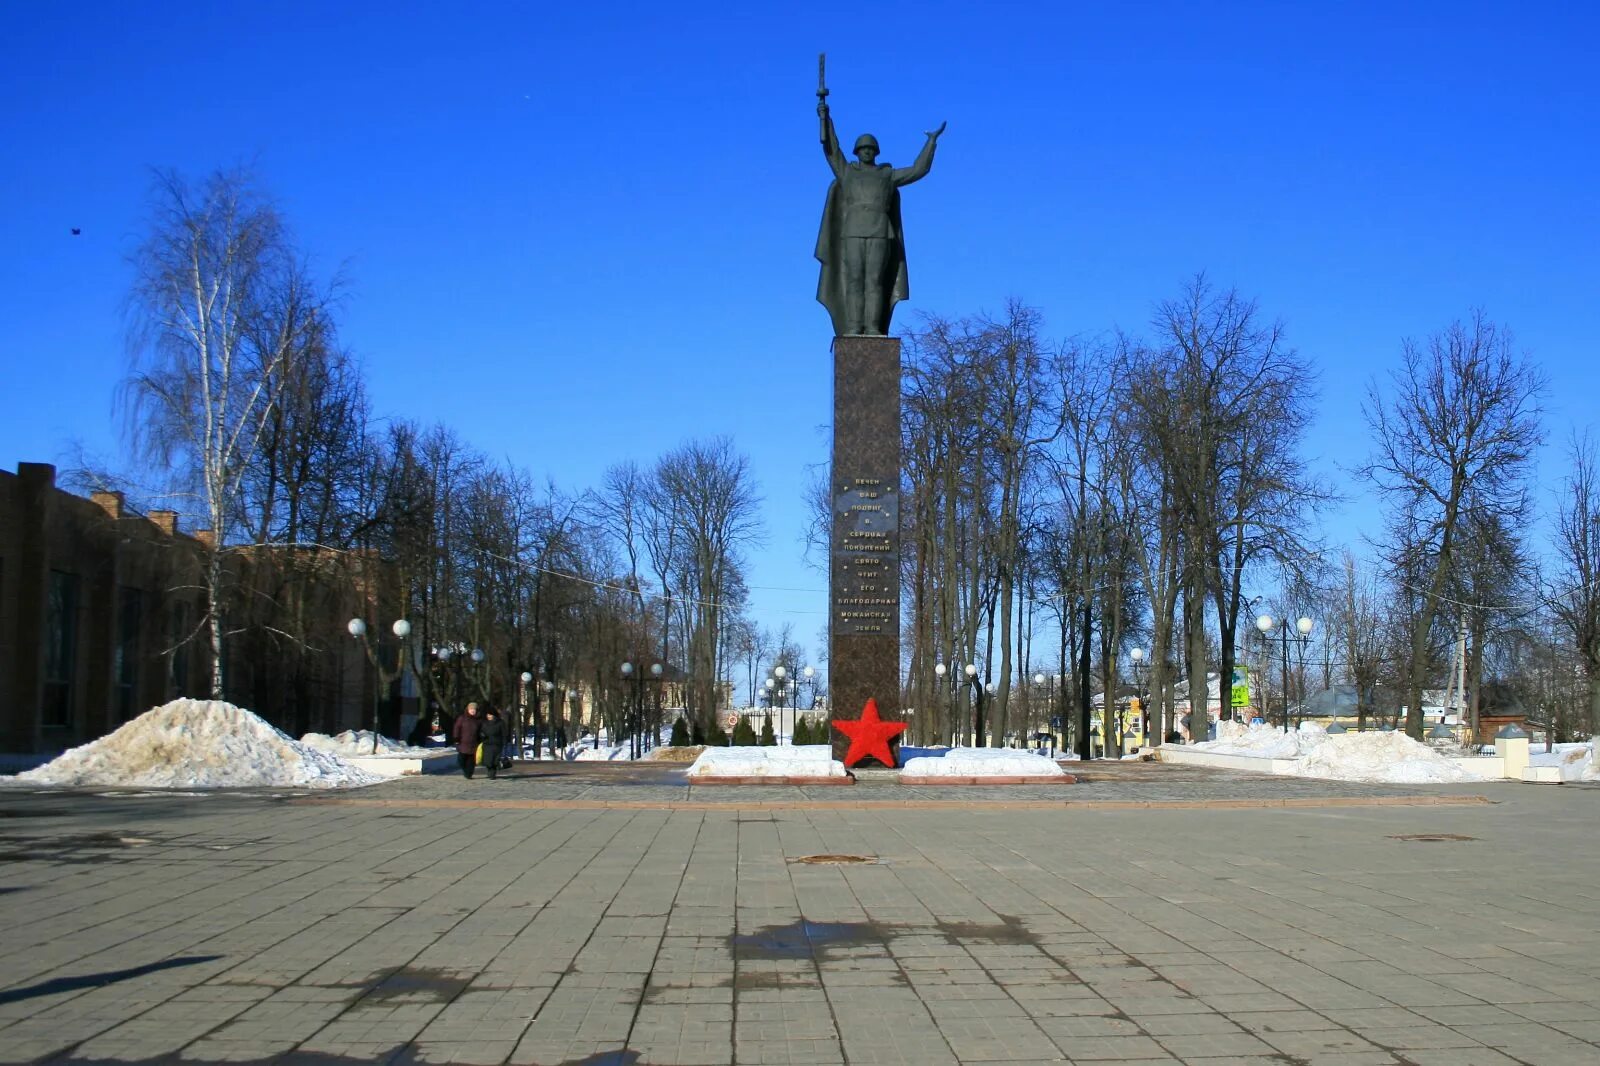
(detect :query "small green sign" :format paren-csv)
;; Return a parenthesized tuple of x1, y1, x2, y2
(1230, 665, 1250, 708)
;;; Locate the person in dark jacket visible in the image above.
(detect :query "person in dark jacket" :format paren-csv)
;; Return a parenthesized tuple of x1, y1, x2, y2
(479, 707, 508, 780)
(452, 702, 484, 779)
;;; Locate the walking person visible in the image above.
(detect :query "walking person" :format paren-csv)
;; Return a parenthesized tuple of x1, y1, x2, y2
(480, 706, 508, 781)
(452, 702, 484, 779)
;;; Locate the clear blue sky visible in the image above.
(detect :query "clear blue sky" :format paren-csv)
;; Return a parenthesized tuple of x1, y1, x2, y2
(3, 1, 1597, 665)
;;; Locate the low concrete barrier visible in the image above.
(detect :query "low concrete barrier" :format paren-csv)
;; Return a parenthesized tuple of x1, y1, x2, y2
(1449, 755, 1506, 779)
(1154, 748, 1302, 775)
(344, 751, 458, 778)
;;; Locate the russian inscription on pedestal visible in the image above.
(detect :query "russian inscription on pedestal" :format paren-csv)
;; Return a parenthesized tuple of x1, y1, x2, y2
(834, 477, 897, 635)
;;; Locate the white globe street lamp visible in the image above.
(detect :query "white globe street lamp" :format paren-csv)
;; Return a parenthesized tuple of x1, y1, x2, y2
(346, 616, 412, 752)
(1127, 648, 1149, 748)
(1256, 613, 1315, 732)
(620, 662, 639, 758)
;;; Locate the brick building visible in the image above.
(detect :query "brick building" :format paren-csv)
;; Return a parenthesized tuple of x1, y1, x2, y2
(0, 462, 382, 755)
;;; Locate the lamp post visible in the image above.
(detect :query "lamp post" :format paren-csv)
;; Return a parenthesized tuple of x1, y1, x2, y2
(1129, 648, 1149, 748)
(347, 618, 412, 754)
(934, 662, 957, 746)
(1033, 672, 1046, 749)
(1033, 672, 1062, 754)
(519, 671, 533, 759)
(964, 664, 982, 747)
(648, 662, 663, 750)
(774, 664, 789, 743)
(787, 665, 816, 744)
(542, 679, 559, 756)
(1255, 614, 1314, 733)
(621, 661, 641, 760)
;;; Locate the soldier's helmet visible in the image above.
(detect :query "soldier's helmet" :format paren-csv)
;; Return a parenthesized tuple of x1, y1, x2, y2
(853, 133, 880, 154)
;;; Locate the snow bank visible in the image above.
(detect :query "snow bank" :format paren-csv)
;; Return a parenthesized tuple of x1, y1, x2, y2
(1283, 730, 1475, 784)
(1185, 720, 1491, 783)
(10, 699, 383, 789)
(300, 730, 429, 757)
(687, 744, 847, 778)
(1530, 743, 1599, 782)
(900, 746, 1066, 777)
(1193, 721, 1325, 760)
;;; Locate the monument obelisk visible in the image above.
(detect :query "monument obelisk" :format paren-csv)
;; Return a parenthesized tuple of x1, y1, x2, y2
(813, 55, 944, 768)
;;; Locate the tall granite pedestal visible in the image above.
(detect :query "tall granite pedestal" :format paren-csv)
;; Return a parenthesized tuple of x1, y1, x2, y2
(829, 336, 902, 767)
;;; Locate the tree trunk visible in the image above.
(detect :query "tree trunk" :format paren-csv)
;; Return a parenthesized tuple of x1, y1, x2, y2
(1077, 596, 1093, 759)
(208, 549, 225, 698)
(995, 563, 1013, 746)
(1588, 671, 1600, 749)
(1185, 571, 1208, 743)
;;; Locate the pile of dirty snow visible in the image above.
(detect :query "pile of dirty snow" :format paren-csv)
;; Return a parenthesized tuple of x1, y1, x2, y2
(565, 743, 632, 761)
(1282, 729, 1474, 784)
(645, 745, 705, 763)
(10, 699, 383, 789)
(687, 744, 847, 778)
(300, 730, 428, 757)
(900, 747, 1066, 777)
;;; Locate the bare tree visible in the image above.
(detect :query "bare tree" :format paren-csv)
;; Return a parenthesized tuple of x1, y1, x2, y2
(1548, 435, 1600, 749)
(1334, 552, 1386, 730)
(1361, 313, 1545, 738)
(124, 167, 331, 696)
(1148, 277, 1324, 734)
(652, 437, 762, 737)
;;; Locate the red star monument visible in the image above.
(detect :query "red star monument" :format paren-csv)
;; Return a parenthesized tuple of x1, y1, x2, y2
(833, 698, 907, 769)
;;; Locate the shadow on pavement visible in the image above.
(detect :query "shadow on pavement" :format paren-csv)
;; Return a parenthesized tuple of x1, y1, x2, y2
(0, 954, 223, 1006)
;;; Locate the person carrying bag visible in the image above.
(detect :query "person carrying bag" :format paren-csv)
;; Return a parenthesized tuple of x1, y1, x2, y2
(479, 707, 508, 781)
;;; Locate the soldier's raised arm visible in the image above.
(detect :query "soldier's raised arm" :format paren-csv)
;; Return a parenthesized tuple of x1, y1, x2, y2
(893, 121, 946, 186)
(819, 101, 846, 179)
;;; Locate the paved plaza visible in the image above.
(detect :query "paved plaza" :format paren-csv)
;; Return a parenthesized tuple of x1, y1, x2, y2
(1, 763, 1597, 1065)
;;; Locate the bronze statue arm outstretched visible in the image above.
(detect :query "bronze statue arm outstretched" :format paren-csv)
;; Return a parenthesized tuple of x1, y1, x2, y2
(819, 101, 846, 179)
(892, 121, 946, 187)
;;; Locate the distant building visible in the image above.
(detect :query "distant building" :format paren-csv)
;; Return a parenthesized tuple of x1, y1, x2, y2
(1296, 683, 1524, 741)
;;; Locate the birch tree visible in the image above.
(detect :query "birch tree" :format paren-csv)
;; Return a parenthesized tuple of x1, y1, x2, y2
(125, 168, 326, 697)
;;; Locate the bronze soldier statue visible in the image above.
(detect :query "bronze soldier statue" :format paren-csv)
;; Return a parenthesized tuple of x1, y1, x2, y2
(814, 58, 945, 337)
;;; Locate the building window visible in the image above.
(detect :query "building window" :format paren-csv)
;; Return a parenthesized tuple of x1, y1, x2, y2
(115, 587, 143, 722)
(44, 570, 79, 729)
